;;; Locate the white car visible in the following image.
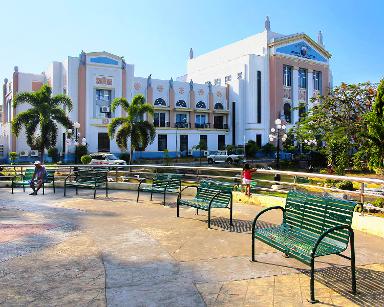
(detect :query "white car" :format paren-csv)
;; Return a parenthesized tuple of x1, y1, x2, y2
(207, 150, 245, 164)
(89, 153, 127, 166)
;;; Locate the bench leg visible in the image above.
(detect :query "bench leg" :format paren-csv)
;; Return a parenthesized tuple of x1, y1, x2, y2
(64, 183, 66, 196)
(229, 200, 233, 227)
(53, 180, 56, 194)
(42, 183, 45, 195)
(177, 199, 180, 217)
(208, 208, 211, 229)
(136, 189, 140, 202)
(252, 235, 256, 262)
(309, 256, 318, 303)
(94, 187, 97, 199)
(163, 192, 166, 205)
(11, 182, 14, 194)
(76, 186, 78, 195)
(196, 209, 199, 215)
(23, 185, 25, 192)
(350, 231, 357, 294)
(150, 191, 153, 201)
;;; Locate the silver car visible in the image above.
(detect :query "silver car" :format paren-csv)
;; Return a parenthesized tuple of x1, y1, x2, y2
(89, 153, 127, 166)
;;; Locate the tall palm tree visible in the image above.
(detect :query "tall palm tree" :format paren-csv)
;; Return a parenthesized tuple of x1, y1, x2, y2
(108, 94, 156, 164)
(12, 85, 73, 162)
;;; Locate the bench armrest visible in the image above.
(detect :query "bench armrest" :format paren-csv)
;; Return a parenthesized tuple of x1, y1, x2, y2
(209, 190, 232, 208)
(64, 173, 76, 183)
(252, 206, 285, 234)
(177, 185, 198, 200)
(311, 224, 353, 257)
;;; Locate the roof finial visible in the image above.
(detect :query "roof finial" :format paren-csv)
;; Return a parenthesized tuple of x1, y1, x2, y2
(265, 16, 271, 31)
(318, 30, 324, 46)
(189, 48, 194, 59)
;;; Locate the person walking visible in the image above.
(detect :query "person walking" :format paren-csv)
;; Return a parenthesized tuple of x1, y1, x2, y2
(29, 161, 46, 195)
(242, 163, 256, 196)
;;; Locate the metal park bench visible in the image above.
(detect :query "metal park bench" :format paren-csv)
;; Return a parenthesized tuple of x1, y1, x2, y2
(11, 168, 56, 194)
(251, 190, 357, 303)
(64, 168, 108, 199)
(177, 180, 233, 228)
(136, 173, 182, 204)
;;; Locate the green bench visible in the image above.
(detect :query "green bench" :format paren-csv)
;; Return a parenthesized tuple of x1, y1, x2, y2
(11, 168, 56, 194)
(252, 190, 357, 303)
(64, 169, 108, 199)
(177, 180, 233, 228)
(136, 174, 182, 204)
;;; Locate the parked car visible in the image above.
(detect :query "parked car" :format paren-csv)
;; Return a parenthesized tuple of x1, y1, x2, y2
(207, 150, 245, 164)
(89, 153, 127, 166)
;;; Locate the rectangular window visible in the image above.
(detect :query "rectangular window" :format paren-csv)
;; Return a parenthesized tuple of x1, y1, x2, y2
(256, 134, 262, 148)
(225, 75, 232, 83)
(158, 134, 167, 151)
(313, 71, 322, 92)
(218, 135, 225, 150)
(257, 70, 262, 123)
(154, 112, 166, 127)
(214, 78, 221, 86)
(298, 68, 307, 89)
(200, 135, 207, 150)
(96, 89, 111, 101)
(195, 114, 206, 128)
(283, 65, 292, 87)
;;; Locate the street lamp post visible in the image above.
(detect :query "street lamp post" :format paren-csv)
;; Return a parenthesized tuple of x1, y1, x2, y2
(66, 122, 87, 164)
(269, 118, 287, 182)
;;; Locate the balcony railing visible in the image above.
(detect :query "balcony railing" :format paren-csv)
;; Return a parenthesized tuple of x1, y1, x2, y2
(298, 88, 307, 101)
(283, 86, 292, 100)
(195, 123, 211, 128)
(213, 123, 229, 129)
(153, 121, 170, 128)
(174, 122, 191, 128)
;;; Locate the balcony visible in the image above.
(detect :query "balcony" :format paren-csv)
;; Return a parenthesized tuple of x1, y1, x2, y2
(195, 123, 211, 129)
(283, 86, 292, 100)
(153, 121, 170, 128)
(298, 88, 307, 102)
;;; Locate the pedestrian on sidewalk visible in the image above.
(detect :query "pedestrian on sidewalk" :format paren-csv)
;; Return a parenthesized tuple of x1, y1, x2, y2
(242, 163, 256, 196)
(29, 161, 46, 195)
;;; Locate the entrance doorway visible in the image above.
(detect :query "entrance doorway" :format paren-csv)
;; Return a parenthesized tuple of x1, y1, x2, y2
(98, 133, 110, 152)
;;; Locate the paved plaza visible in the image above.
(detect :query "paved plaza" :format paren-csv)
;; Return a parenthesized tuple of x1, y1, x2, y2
(1, 188, 384, 306)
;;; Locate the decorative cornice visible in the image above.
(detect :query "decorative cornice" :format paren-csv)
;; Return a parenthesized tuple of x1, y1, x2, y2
(269, 33, 331, 58)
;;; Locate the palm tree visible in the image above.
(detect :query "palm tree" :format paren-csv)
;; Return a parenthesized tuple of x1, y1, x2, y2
(12, 85, 73, 162)
(108, 94, 156, 164)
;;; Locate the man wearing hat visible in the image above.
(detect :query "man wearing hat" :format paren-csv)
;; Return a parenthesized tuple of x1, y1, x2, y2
(29, 161, 46, 195)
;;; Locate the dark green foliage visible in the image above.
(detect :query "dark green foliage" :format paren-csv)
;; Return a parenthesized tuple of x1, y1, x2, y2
(245, 140, 258, 158)
(308, 151, 327, 168)
(12, 85, 73, 162)
(47, 147, 60, 163)
(80, 155, 92, 164)
(119, 152, 130, 163)
(108, 95, 155, 164)
(372, 198, 384, 208)
(75, 145, 87, 163)
(261, 143, 275, 154)
(335, 180, 354, 191)
(225, 144, 236, 154)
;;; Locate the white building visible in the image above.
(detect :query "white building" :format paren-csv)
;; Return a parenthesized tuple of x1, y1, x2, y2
(1, 17, 331, 161)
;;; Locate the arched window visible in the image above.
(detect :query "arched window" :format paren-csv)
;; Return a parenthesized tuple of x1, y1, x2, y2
(176, 100, 187, 107)
(284, 103, 291, 123)
(196, 101, 206, 109)
(154, 98, 166, 106)
(214, 102, 224, 110)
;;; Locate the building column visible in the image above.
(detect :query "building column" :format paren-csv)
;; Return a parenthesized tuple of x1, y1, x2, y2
(11, 67, 19, 152)
(169, 88, 175, 127)
(2, 79, 7, 124)
(307, 69, 314, 110)
(189, 90, 195, 128)
(146, 86, 153, 123)
(292, 67, 299, 124)
(78, 60, 86, 138)
(121, 68, 127, 117)
(208, 92, 214, 127)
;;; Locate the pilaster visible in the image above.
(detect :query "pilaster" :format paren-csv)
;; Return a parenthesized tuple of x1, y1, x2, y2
(292, 67, 299, 124)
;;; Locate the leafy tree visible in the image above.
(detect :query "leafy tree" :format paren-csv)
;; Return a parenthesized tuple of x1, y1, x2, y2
(359, 79, 384, 174)
(12, 85, 73, 162)
(75, 145, 88, 164)
(108, 95, 155, 164)
(8, 152, 17, 164)
(80, 154, 92, 164)
(245, 140, 258, 158)
(47, 147, 60, 163)
(294, 82, 376, 173)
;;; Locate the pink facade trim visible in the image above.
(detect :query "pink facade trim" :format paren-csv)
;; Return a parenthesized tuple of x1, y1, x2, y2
(11, 72, 18, 152)
(78, 65, 86, 137)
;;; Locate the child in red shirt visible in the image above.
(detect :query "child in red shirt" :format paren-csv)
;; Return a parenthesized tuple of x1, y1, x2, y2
(242, 163, 256, 196)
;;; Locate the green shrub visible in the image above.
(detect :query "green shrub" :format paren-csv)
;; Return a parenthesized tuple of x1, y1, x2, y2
(245, 140, 258, 158)
(48, 147, 60, 163)
(9, 152, 17, 164)
(119, 152, 130, 163)
(80, 155, 92, 164)
(335, 180, 354, 191)
(372, 198, 384, 208)
(261, 143, 275, 154)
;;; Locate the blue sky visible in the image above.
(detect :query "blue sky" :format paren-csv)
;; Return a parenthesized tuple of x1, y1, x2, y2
(0, 0, 383, 85)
